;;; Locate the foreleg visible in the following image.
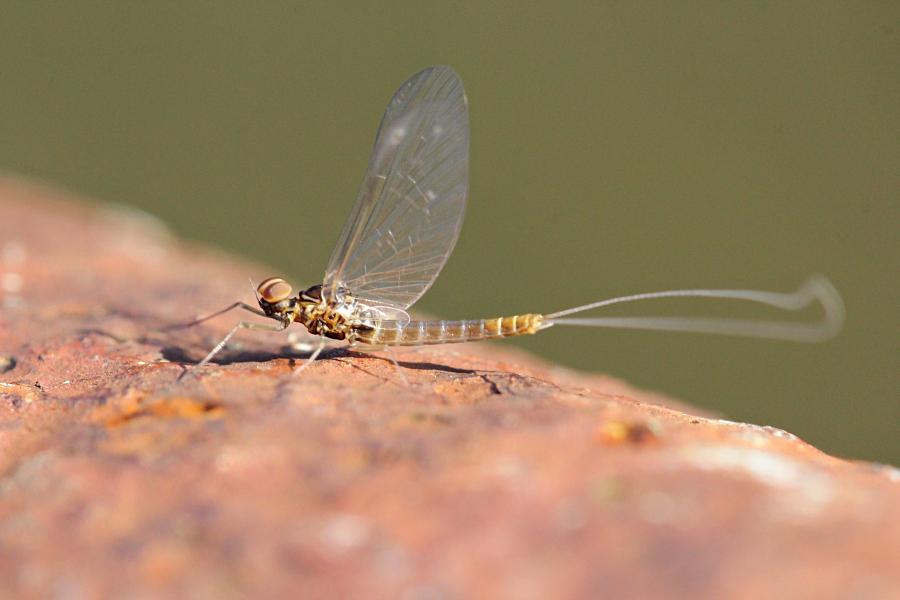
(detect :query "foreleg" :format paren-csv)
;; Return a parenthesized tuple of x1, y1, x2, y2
(166, 301, 266, 330)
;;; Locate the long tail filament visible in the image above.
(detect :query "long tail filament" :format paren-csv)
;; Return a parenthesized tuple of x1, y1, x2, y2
(543, 275, 843, 342)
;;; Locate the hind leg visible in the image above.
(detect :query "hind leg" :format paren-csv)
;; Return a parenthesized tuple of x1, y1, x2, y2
(348, 343, 410, 386)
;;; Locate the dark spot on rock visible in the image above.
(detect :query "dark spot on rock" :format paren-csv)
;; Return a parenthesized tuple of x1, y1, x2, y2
(0, 355, 15, 373)
(478, 374, 502, 395)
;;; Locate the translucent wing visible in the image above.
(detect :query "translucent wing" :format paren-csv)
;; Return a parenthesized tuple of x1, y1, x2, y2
(323, 66, 469, 309)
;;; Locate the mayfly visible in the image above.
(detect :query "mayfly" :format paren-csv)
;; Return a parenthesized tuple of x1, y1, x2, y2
(182, 66, 843, 374)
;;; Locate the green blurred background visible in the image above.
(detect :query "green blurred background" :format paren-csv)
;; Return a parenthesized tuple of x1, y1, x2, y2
(1, 3, 896, 463)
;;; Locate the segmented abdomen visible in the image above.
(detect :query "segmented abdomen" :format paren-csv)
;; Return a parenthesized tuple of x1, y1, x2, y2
(355, 314, 545, 346)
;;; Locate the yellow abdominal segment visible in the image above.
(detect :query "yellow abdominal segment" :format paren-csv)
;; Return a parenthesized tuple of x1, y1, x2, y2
(356, 314, 544, 346)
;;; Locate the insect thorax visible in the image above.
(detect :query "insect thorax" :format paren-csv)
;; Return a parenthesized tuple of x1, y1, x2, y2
(297, 284, 371, 341)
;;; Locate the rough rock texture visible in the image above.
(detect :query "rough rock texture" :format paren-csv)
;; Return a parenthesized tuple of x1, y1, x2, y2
(0, 177, 898, 599)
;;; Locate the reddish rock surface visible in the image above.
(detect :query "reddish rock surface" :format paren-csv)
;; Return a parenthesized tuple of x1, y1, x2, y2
(1, 177, 898, 599)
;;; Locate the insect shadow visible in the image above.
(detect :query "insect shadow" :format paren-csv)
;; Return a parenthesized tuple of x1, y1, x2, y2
(161, 342, 476, 378)
(160, 344, 308, 367)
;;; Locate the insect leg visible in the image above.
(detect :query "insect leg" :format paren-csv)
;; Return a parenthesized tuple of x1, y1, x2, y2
(288, 330, 343, 353)
(166, 302, 266, 330)
(349, 343, 409, 386)
(292, 337, 328, 376)
(383, 346, 409, 387)
(192, 320, 288, 371)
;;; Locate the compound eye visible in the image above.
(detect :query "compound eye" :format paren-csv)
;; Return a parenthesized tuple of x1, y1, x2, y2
(257, 277, 293, 303)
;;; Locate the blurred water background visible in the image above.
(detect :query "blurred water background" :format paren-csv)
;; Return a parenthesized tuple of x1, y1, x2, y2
(1, 3, 896, 463)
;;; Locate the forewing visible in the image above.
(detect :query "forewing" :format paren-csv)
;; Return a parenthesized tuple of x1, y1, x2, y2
(323, 66, 469, 309)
